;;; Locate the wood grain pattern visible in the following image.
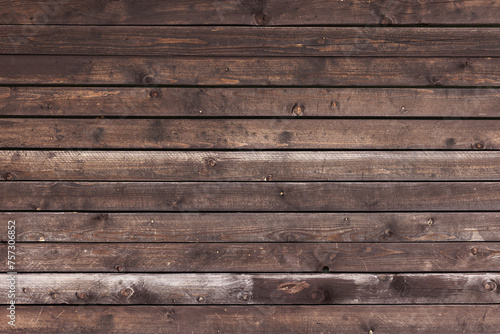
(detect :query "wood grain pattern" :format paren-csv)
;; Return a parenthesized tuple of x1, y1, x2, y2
(3, 242, 500, 272)
(1, 119, 499, 149)
(4, 26, 500, 56)
(3, 0, 500, 25)
(2, 87, 500, 117)
(3, 212, 499, 243)
(4, 305, 499, 333)
(2, 182, 500, 212)
(1, 56, 499, 86)
(3, 151, 500, 181)
(2, 273, 499, 305)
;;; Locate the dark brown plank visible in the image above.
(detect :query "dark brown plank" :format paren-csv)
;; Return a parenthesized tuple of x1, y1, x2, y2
(3, 242, 500, 272)
(2, 87, 500, 117)
(3, 0, 500, 25)
(5, 305, 499, 334)
(3, 273, 499, 305)
(3, 212, 499, 243)
(1, 56, 499, 86)
(1, 119, 499, 149)
(3, 151, 500, 182)
(4, 26, 500, 56)
(2, 182, 500, 212)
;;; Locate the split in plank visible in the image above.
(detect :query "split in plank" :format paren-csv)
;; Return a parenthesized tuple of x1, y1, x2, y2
(4, 26, 500, 57)
(2, 273, 499, 305)
(1, 56, 499, 86)
(2, 87, 500, 117)
(3, 151, 500, 182)
(1, 119, 499, 149)
(2, 212, 500, 243)
(3, 0, 500, 25)
(3, 242, 500, 272)
(5, 305, 500, 334)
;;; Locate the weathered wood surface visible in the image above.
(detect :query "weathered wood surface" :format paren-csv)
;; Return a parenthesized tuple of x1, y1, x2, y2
(1, 119, 499, 149)
(2, 273, 499, 305)
(2, 212, 500, 243)
(2, 87, 500, 117)
(3, 0, 500, 25)
(4, 305, 499, 334)
(3, 242, 499, 272)
(1, 56, 499, 86)
(4, 26, 500, 56)
(2, 182, 500, 212)
(3, 151, 500, 182)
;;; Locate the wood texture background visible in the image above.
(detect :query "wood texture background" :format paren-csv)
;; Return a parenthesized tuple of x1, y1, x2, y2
(1, 0, 500, 333)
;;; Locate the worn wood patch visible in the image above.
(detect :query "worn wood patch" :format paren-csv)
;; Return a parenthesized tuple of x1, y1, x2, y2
(3, 242, 499, 272)
(1, 56, 499, 86)
(3, 151, 500, 181)
(1, 273, 499, 305)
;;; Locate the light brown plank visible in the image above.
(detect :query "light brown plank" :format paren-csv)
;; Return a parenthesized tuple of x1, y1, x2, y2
(2, 151, 500, 181)
(4, 305, 499, 334)
(3, 242, 500, 272)
(4, 26, 500, 56)
(2, 87, 500, 117)
(1, 56, 499, 86)
(2, 273, 499, 305)
(1, 119, 499, 149)
(2, 212, 499, 243)
(2, 182, 500, 212)
(3, 0, 500, 25)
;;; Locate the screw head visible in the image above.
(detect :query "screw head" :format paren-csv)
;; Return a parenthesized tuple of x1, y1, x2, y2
(265, 174, 273, 181)
(470, 247, 478, 255)
(149, 90, 160, 98)
(427, 218, 434, 226)
(114, 265, 123, 272)
(474, 142, 485, 149)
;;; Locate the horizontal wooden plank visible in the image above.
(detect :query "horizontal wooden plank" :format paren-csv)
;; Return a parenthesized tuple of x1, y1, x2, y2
(4, 212, 500, 243)
(2, 182, 500, 212)
(2, 273, 499, 305)
(1, 56, 499, 86)
(3, 242, 500, 272)
(4, 26, 500, 56)
(5, 305, 500, 334)
(3, 151, 500, 182)
(3, 212, 500, 243)
(1, 119, 500, 149)
(3, 0, 500, 25)
(2, 87, 500, 117)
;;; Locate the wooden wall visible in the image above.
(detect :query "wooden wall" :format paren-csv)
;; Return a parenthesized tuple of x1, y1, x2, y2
(1, 0, 500, 332)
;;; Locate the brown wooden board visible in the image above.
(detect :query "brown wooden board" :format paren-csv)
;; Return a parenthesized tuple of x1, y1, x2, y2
(1, 56, 499, 86)
(3, 151, 500, 182)
(1, 119, 499, 149)
(2, 182, 500, 212)
(2, 273, 499, 305)
(3, 242, 499, 272)
(3, 305, 499, 334)
(2, 212, 500, 243)
(2, 87, 500, 117)
(3, 0, 500, 25)
(3, 26, 500, 56)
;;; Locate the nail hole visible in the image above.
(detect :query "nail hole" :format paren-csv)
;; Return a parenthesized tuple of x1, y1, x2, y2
(322, 266, 330, 273)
